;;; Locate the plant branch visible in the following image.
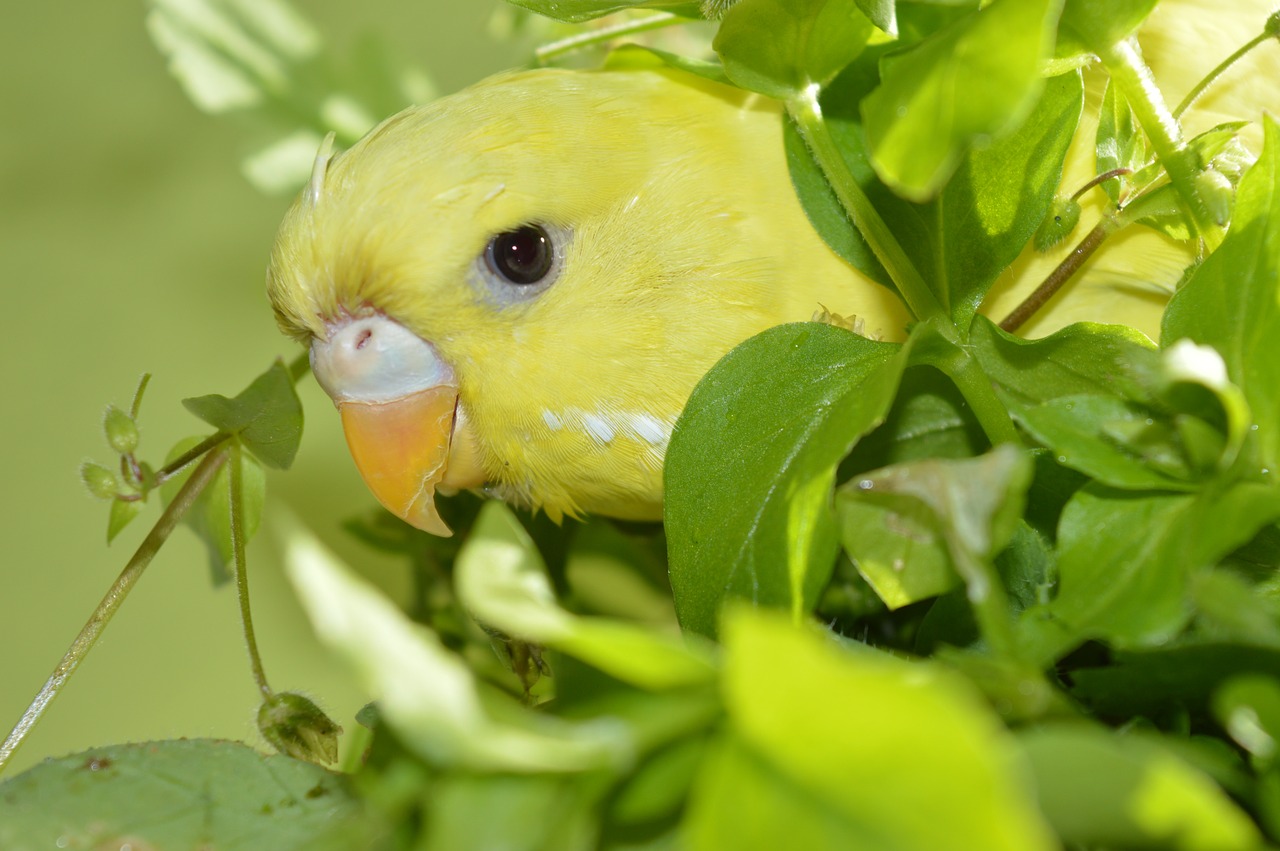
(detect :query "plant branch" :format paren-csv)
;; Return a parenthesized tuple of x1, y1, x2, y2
(0, 447, 230, 775)
(535, 12, 681, 65)
(787, 89, 945, 323)
(999, 216, 1120, 333)
(1098, 38, 1222, 249)
(1173, 30, 1273, 118)
(229, 441, 272, 698)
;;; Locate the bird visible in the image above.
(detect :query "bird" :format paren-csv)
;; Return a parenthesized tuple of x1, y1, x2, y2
(265, 3, 1278, 536)
(267, 67, 915, 535)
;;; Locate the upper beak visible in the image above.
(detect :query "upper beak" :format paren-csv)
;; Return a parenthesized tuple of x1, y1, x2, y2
(310, 315, 484, 536)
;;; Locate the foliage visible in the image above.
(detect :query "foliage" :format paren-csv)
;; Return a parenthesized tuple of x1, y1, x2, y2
(3, 0, 1280, 848)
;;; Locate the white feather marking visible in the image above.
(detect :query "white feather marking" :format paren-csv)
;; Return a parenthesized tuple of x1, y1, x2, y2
(627, 413, 670, 446)
(482, 183, 506, 204)
(542, 410, 562, 430)
(582, 413, 615, 444)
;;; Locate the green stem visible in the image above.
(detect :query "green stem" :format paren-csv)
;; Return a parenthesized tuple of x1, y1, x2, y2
(535, 12, 681, 65)
(0, 448, 230, 775)
(951, 547, 1019, 662)
(1098, 38, 1222, 249)
(787, 89, 945, 323)
(941, 347, 1021, 446)
(155, 432, 231, 484)
(286, 350, 311, 383)
(228, 441, 272, 698)
(1173, 30, 1272, 118)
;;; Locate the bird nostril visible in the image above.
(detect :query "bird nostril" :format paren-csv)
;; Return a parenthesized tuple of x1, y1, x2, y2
(354, 328, 373, 350)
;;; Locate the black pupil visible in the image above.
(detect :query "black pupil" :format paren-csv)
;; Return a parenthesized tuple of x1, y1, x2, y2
(491, 225, 552, 285)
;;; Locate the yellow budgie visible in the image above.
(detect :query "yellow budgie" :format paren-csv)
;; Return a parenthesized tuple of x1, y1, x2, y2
(266, 1, 1279, 536)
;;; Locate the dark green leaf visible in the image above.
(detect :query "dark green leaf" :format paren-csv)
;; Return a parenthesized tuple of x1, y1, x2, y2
(971, 315, 1156, 408)
(665, 323, 903, 638)
(1163, 116, 1280, 471)
(714, 0, 875, 99)
(861, 0, 1064, 201)
(1191, 569, 1280, 647)
(1022, 482, 1280, 661)
(836, 446, 1032, 610)
(1020, 725, 1262, 850)
(1018, 394, 1198, 490)
(0, 739, 362, 850)
(183, 358, 303, 469)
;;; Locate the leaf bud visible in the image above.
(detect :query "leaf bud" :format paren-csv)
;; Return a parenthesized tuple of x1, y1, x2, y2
(104, 405, 139, 455)
(81, 461, 120, 500)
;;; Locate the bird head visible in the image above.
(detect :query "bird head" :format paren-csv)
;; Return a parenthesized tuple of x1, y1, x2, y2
(267, 67, 899, 534)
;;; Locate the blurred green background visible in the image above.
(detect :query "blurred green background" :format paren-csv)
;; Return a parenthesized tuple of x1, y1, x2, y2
(0, 2, 520, 775)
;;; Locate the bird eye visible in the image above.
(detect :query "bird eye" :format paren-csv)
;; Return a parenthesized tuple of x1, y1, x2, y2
(485, 225, 554, 285)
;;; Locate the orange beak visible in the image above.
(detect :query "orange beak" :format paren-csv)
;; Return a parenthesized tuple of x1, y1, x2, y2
(337, 387, 459, 536)
(311, 315, 485, 537)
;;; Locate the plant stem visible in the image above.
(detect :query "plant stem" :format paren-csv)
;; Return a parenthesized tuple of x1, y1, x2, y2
(1173, 30, 1273, 118)
(941, 347, 1021, 446)
(787, 89, 945, 323)
(155, 432, 231, 484)
(535, 12, 681, 65)
(999, 216, 1119, 333)
(1098, 38, 1222, 249)
(0, 447, 230, 775)
(229, 441, 272, 698)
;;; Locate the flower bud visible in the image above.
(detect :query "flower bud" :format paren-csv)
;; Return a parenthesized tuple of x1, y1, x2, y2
(81, 461, 120, 500)
(258, 692, 342, 765)
(1195, 168, 1234, 227)
(104, 405, 139, 455)
(1034, 197, 1081, 252)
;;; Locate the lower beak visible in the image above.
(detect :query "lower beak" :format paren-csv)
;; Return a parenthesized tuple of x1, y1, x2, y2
(338, 387, 459, 536)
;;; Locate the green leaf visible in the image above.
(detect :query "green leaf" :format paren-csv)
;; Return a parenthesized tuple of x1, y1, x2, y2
(688, 609, 1057, 850)
(1059, 0, 1158, 50)
(282, 522, 630, 772)
(861, 0, 1064, 201)
(454, 502, 716, 690)
(504, 0, 702, 23)
(421, 773, 606, 851)
(665, 323, 904, 638)
(1020, 725, 1262, 850)
(854, 0, 895, 35)
(106, 498, 144, 543)
(971, 316, 1156, 408)
(1214, 674, 1280, 768)
(1163, 116, 1280, 472)
(0, 739, 362, 850)
(714, 0, 875, 99)
(1023, 482, 1280, 660)
(1018, 394, 1199, 490)
(836, 446, 1032, 611)
(1096, 78, 1148, 203)
(183, 358, 303, 469)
